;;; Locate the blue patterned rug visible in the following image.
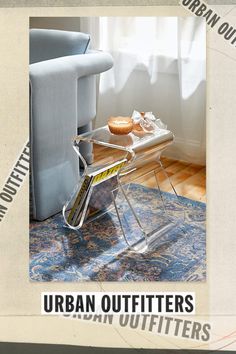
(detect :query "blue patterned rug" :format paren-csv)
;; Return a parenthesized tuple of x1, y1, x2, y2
(30, 185, 206, 282)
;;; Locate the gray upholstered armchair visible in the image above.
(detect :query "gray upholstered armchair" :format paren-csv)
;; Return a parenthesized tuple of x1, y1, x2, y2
(29, 29, 113, 220)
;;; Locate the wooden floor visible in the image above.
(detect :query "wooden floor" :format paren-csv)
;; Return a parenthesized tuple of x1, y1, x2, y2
(94, 146, 206, 203)
(160, 156, 206, 203)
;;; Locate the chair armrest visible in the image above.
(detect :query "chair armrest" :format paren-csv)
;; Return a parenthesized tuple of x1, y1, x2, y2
(29, 50, 113, 220)
(29, 50, 113, 82)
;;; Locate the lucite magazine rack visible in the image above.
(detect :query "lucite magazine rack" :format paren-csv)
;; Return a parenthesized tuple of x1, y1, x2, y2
(63, 126, 185, 253)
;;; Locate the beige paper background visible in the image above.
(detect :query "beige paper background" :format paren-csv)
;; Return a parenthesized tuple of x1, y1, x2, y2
(0, 4, 235, 350)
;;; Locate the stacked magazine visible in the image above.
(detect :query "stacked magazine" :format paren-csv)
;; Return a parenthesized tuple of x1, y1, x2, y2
(66, 158, 127, 228)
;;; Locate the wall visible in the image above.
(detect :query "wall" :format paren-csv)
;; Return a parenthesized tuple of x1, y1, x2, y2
(30, 17, 80, 31)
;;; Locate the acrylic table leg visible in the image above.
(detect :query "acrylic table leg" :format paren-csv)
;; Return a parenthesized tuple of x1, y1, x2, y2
(112, 157, 185, 253)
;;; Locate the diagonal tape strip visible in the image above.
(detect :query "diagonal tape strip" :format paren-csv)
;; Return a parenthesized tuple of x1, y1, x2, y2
(180, 0, 236, 49)
(0, 141, 30, 223)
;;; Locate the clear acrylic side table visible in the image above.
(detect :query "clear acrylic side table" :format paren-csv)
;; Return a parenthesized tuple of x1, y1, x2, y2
(63, 126, 185, 253)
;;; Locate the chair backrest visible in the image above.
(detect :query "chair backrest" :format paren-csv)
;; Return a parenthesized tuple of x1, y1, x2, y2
(30, 28, 90, 64)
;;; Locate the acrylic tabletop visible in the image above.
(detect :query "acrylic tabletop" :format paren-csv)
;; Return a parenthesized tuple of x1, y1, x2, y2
(74, 125, 174, 154)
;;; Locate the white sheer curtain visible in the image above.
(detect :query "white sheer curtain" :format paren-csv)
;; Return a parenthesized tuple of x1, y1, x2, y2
(80, 17, 206, 164)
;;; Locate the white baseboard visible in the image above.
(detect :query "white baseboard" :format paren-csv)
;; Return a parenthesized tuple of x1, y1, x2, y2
(163, 137, 206, 165)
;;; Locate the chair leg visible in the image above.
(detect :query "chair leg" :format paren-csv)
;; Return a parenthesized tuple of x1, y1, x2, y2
(78, 122, 94, 165)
